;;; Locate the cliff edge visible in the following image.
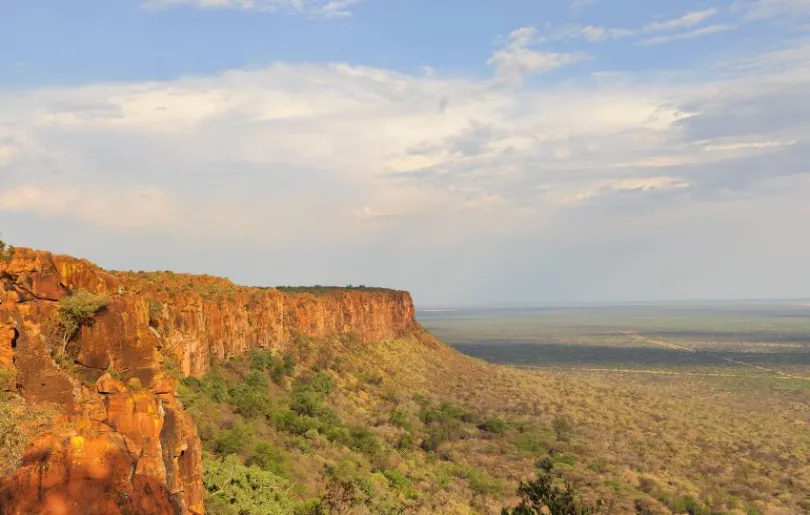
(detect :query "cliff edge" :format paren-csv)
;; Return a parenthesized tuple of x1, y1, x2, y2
(0, 247, 418, 514)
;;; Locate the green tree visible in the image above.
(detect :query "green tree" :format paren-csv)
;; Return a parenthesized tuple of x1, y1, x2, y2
(204, 454, 295, 515)
(55, 290, 109, 354)
(502, 473, 597, 515)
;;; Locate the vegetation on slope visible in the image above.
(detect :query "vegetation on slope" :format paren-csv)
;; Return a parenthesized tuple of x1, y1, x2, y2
(180, 330, 776, 514)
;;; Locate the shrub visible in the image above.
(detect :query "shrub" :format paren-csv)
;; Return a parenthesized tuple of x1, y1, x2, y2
(0, 396, 61, 476)
(55, 290, 109, 353)
(271, 409, 322, 436)
(384, 470, 417, 499)
(481, 418, 507, 434)
(389, 408, 411, 430)
(290, 390, 328, 418)
(214, 423, 252, 455)
(552, 417, 573, 442)
(515, 431, 554, 455)
(248, 442, 287, 477)
(454, 465, 505, 498)
(201, 370, 230, 403)
(147, 300, 162, 326)
(308, 372, 336, 396)
(501, 472, 598, 515)
(229, 382, 273, 419)
(203, 454, 295, 515)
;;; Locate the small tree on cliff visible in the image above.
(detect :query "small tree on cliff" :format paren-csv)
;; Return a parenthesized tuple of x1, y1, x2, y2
(0, 237, 14, 262)
(56, 290, 109, 355)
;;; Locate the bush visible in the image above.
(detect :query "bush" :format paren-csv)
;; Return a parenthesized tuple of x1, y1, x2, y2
(384, 470, 417, 499)
(229, 382, 273, 419)
(201, 370, 230, 403)
(551, 417, 573, 442)
(0, 396, 61, 476)
(515, 431, 554, 455)
(307, 372, 337, 396)
(214, 423, 252, 455)
(501, 472, 598, 515)
(203, 454, 295, 515)
(454, 465, 505, 498)
(248, 443, 287, 477)
(248, 349, 291, 383)
(481, 418, 507, 434)
(290, 390, 328, 418)
(55, 290, 109, 353)
(271, 409, 322, 436)
(389, 408, 411, 430)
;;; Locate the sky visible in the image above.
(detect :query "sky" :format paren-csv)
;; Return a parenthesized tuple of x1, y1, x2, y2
(1, 0, 809, 307)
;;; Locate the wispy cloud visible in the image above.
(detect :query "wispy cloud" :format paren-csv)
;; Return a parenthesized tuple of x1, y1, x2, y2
(642, 9, 719, 32)
(638, 24, 736, 46)
(487, 27, 590, 84)
(142, 0, 362, 17)
(570, 0, 600, 13)
(734, 0, 810, 20)
(550, 8, 724, 45)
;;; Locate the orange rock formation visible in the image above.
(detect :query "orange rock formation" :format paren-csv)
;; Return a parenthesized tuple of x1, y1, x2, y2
(0, 248, 417, 514)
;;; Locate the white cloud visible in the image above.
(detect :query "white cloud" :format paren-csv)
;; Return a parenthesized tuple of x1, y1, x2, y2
(2, 33, 810, 304)
(638, 24, 736, 45)
(487, 27, 590, 84)
(143, 0, 362, 17)
(547, 8, 723, 45)
(0, 185, 176, 230)
(642, 9, 719, 32)
(735, 0, 810, 19)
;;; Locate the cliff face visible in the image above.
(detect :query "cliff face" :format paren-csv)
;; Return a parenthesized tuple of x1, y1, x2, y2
(0, 248, 418, 514)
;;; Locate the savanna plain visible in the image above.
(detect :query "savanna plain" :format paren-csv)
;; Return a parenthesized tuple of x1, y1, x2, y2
(419, 303, 810, 514)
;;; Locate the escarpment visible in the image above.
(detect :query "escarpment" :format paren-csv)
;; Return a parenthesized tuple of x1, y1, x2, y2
(0, 248, 418, 514)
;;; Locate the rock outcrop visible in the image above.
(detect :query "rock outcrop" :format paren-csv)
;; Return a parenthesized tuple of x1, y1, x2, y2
(0, 248, 418, 514)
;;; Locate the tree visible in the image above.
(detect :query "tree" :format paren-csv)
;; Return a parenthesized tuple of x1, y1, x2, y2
(0, 236, 14, 262)
(501, 473, 598, 515)
(55, 290, 109, 354)
(203, 454, 295, 515)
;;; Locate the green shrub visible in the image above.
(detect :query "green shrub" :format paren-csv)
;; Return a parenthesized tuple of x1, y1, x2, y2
(671, 495, 711, 515)
(396, 433, 415, 451)
(515, 431, 554, 455)
(420, 419, 463, 452)
(481, 418, 507, 434)
(290, 390, 328, 418)
(454, 465, 505, 498)
(247, 443, 287, 477)
(307, 372, 336, 396)
(55, 290, 109, 353)
(389, 408, 411, 430)
(229, 382, 273, 419)
(214, 423, 252, 455)
(271, 409, 323, 436)
(384, 470, 417, 499)
(203, 454, 295, 515)
(551, 417, 573, 442)
(201, 370, 230, 403)
(502, 472, 598, 515)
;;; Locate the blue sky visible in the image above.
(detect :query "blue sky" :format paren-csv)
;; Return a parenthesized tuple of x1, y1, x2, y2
(1, 0, 810, 306)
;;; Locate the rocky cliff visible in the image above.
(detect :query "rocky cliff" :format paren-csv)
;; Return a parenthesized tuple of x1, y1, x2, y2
(0, 248, 418, 514)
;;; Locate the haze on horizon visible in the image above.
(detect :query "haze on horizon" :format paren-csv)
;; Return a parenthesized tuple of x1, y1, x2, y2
(1, 0, 809, 307)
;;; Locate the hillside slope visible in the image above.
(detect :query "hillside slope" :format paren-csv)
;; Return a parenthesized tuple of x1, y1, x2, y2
(0, 248, 417, 514)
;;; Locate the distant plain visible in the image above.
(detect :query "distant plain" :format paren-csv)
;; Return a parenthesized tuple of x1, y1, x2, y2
(418, 302, 810, 379)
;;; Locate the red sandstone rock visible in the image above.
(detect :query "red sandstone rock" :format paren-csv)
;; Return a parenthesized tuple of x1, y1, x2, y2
(0, 248, 418, 514)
